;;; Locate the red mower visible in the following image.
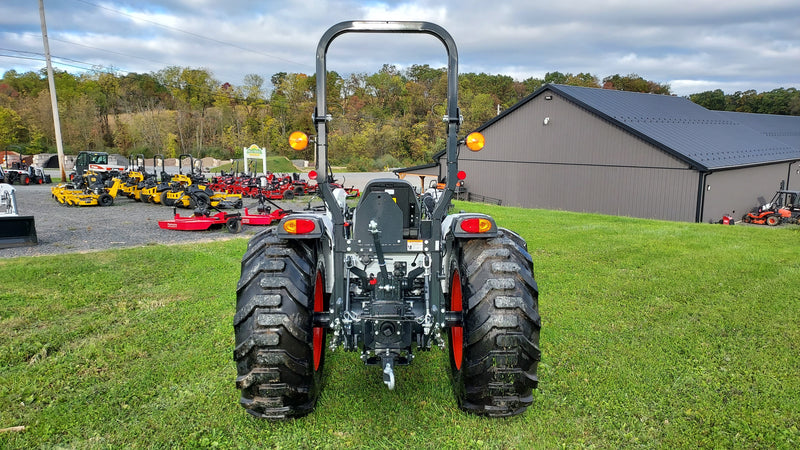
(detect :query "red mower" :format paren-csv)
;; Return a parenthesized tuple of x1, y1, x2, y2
(241, 193, 291, 226)
(159, 207, 242, 233)
(241, 207, 289, 226)
(741, 190, 800, 226)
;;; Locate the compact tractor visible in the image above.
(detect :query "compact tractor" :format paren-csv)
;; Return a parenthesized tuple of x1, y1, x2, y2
(234, 21, 541, 420)
(742, 189, 800, 226)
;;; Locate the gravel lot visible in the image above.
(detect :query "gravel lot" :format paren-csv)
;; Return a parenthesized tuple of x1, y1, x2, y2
(0, 172, 392, 258)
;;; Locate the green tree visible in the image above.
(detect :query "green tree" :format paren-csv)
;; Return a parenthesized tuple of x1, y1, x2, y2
(156, 66, 219, 153)
(689, 89, 727, 111)
(0, 106, 29, 150)
(602, 73, 671, 95)
(1, 70, 47, 98)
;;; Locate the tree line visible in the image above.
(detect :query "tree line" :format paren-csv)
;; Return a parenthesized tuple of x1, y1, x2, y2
(1, 66, 797, 171)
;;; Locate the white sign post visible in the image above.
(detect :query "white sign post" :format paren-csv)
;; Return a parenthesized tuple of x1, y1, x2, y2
(243, 144, 267, 176)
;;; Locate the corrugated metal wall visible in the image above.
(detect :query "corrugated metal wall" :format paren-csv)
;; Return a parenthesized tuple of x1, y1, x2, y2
(458, 89, 699, 221)
(702, 164, 793, 222)
(789, 161, 800, 190)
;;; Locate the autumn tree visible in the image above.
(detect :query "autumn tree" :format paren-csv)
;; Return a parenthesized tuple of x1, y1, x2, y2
(156, 66, 219, 153)
(2, 65, 797, 169)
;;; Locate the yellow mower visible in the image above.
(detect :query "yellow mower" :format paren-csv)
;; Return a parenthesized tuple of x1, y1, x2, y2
(163, 155, 242, 209)
(120, 154, 150, 199)
(51, 177, 124, 207)
(139, 155, 171, 204)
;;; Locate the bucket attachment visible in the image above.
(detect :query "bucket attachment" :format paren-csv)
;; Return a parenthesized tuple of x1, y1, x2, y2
(0, 215, 38, 248)
(0, 184, 39, 248)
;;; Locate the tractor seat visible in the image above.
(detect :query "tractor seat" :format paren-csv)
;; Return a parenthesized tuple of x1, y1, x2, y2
(352, 178, 419, 242)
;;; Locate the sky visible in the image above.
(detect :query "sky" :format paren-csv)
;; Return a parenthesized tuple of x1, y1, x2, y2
(1, 0, 799, 97)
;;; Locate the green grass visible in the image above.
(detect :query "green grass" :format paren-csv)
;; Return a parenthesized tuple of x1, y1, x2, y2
(1, 204, 799, 448)
(211, 156, 300, 174)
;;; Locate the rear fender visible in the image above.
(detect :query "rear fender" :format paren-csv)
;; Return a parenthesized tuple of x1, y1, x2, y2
(276, 213, 333, 242)
(442, 213, 498, 240)
(441, 213, 499, 295)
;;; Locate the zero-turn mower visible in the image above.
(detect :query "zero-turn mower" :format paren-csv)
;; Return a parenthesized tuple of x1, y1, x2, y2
(120, 154, 152, 199)
(51, 176, 124, 207)
(140, 155, 172, 204)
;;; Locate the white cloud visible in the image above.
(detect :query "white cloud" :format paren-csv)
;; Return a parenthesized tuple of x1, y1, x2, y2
(1, 0, 798, 97)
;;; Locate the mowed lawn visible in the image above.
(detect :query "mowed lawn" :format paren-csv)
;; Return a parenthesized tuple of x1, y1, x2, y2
(1, 202, 798, 448)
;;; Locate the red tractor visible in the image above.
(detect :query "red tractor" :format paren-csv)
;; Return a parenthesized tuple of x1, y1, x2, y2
(742, 190, 800, 226)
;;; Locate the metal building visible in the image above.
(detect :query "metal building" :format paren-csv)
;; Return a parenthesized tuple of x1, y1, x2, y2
(397, 84, 800, 222)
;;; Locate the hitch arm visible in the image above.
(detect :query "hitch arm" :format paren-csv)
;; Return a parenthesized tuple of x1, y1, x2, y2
(368, 220, 390, 281)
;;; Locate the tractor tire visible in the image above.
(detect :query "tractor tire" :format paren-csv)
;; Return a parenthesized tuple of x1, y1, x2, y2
(140, 193, 150, 203)
(766, 215, 780, 226)
(282, 189, 294, 200)
(162, 194, 176, 207)
(98, 193, 114, 207)
(226, 216, 243, 234)
(234, 229, 326, 419)
(293, 186, 304, 196)
(448, 228, 541, 417)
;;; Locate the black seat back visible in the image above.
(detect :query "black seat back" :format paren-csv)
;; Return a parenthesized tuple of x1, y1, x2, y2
(353, 178, 419, 241)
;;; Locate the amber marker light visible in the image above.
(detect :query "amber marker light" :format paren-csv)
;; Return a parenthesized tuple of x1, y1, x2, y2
(289, 131, 309, 151)
(283, 218, 316, 234)
(460, 217, 492, 234)
(465, 132, 485, 151)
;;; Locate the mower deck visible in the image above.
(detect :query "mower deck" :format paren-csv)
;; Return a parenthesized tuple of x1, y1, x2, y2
(158, 210, 242, 233)
(240, 207, 289, 226)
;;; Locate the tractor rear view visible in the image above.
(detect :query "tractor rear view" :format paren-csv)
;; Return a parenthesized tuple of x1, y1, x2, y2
(234, 21, 541, 419)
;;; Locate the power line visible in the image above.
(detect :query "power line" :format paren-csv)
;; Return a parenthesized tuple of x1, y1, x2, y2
(0, 54, 105, 74)
(49, 36, 171, 68)
(71, 0, 311, 69)
(0, 48, 248, 94)
(0, 48, 118, 74)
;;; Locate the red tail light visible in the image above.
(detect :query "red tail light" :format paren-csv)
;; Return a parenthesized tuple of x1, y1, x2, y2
(283, 219, 316, 234)
(460, 218, 492, 233)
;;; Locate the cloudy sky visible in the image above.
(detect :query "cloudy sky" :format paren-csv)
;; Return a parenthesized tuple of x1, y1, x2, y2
(2, 0, 798, 97)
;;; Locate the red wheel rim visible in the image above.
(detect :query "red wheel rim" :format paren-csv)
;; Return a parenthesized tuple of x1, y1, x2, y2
(312, 270, 324, 371)
(451, 270, 464, 371)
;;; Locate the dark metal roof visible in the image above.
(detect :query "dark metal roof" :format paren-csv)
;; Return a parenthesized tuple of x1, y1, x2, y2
(715, 111, 800, 150)
(478, 84, 800, 171)
(393, 161, 438, 175)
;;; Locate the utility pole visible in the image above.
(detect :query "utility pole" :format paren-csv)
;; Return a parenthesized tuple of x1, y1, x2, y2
(39, 0, 66, 180)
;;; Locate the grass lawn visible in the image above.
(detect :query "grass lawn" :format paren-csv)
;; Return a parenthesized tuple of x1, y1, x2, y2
(1, 203, 799, 448)
(211, 156, 300, 174)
